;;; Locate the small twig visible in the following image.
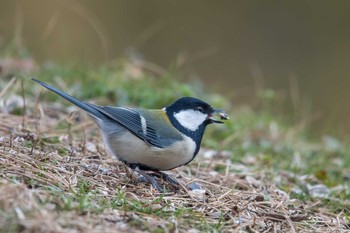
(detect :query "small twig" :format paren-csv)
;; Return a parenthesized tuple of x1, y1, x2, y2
(248, 208, 308, 222)
(285, 216, 296, 233)
(33, 89, 43, 132)
(20, 79, 26, 129)
(81, 123, 87, 155)
(218, 189, 232, 201)
(0, 76, 17, 99)
(9, 130, 13, 150)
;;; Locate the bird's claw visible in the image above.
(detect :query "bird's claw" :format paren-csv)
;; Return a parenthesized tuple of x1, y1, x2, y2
(134, 167, 180, 192)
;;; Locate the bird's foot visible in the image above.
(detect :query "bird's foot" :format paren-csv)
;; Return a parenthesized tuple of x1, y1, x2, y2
(134, 167, 163, 192)
(151, 170, 179, 186)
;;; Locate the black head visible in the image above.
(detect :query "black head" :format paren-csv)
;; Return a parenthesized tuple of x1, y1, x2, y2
(165, 97, 229, 155)
(168, 97, 214, 121)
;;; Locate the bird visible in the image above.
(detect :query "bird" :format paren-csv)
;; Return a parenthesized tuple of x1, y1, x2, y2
(32, 78, 229, 191)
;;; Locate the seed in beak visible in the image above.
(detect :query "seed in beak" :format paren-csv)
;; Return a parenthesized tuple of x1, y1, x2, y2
(209, 109, 229, 123)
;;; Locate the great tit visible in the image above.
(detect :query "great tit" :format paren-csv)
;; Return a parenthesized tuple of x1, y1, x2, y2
(32, 78, 229, 191)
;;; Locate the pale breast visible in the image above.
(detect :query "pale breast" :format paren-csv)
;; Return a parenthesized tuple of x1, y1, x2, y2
(103, 131, 196, 170)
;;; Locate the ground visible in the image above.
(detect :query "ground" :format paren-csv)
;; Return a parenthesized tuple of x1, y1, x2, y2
(0, 63, 349, 232)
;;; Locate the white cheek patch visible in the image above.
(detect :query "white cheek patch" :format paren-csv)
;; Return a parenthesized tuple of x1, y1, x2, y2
(174, 109, 207, 131)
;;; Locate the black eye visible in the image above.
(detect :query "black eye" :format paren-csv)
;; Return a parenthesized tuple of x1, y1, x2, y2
(197, 106, 204, 113)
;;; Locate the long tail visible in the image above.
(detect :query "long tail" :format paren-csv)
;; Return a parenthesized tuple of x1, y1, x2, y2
(32, 78, 104, 119)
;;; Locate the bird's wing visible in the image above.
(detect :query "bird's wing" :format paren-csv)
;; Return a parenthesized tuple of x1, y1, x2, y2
(96, 107, 183, 148)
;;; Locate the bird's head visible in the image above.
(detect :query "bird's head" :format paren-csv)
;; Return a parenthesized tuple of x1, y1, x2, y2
(165, 97, 229, 133)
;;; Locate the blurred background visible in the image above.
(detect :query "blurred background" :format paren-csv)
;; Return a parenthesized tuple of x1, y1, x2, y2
(1, 0, 350, 136)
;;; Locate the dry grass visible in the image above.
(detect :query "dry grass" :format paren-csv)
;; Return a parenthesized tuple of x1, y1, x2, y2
(0, 100, 349, 233)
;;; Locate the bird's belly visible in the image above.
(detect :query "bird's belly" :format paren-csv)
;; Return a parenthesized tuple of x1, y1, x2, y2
(103, 131, 196, 170)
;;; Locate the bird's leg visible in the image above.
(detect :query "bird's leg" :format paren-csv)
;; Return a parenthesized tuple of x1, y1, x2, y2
(134, 167, 163, 192)
(151, 170, 179, 186)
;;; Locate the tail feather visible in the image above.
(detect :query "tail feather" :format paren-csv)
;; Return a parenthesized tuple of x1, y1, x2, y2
(32, 78, 104, 119)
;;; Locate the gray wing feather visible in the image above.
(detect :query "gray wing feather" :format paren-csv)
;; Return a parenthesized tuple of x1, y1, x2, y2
(96, 106, 182, 148)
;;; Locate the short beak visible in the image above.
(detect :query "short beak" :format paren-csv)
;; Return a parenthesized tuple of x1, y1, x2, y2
(208, 109, 229, 124)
